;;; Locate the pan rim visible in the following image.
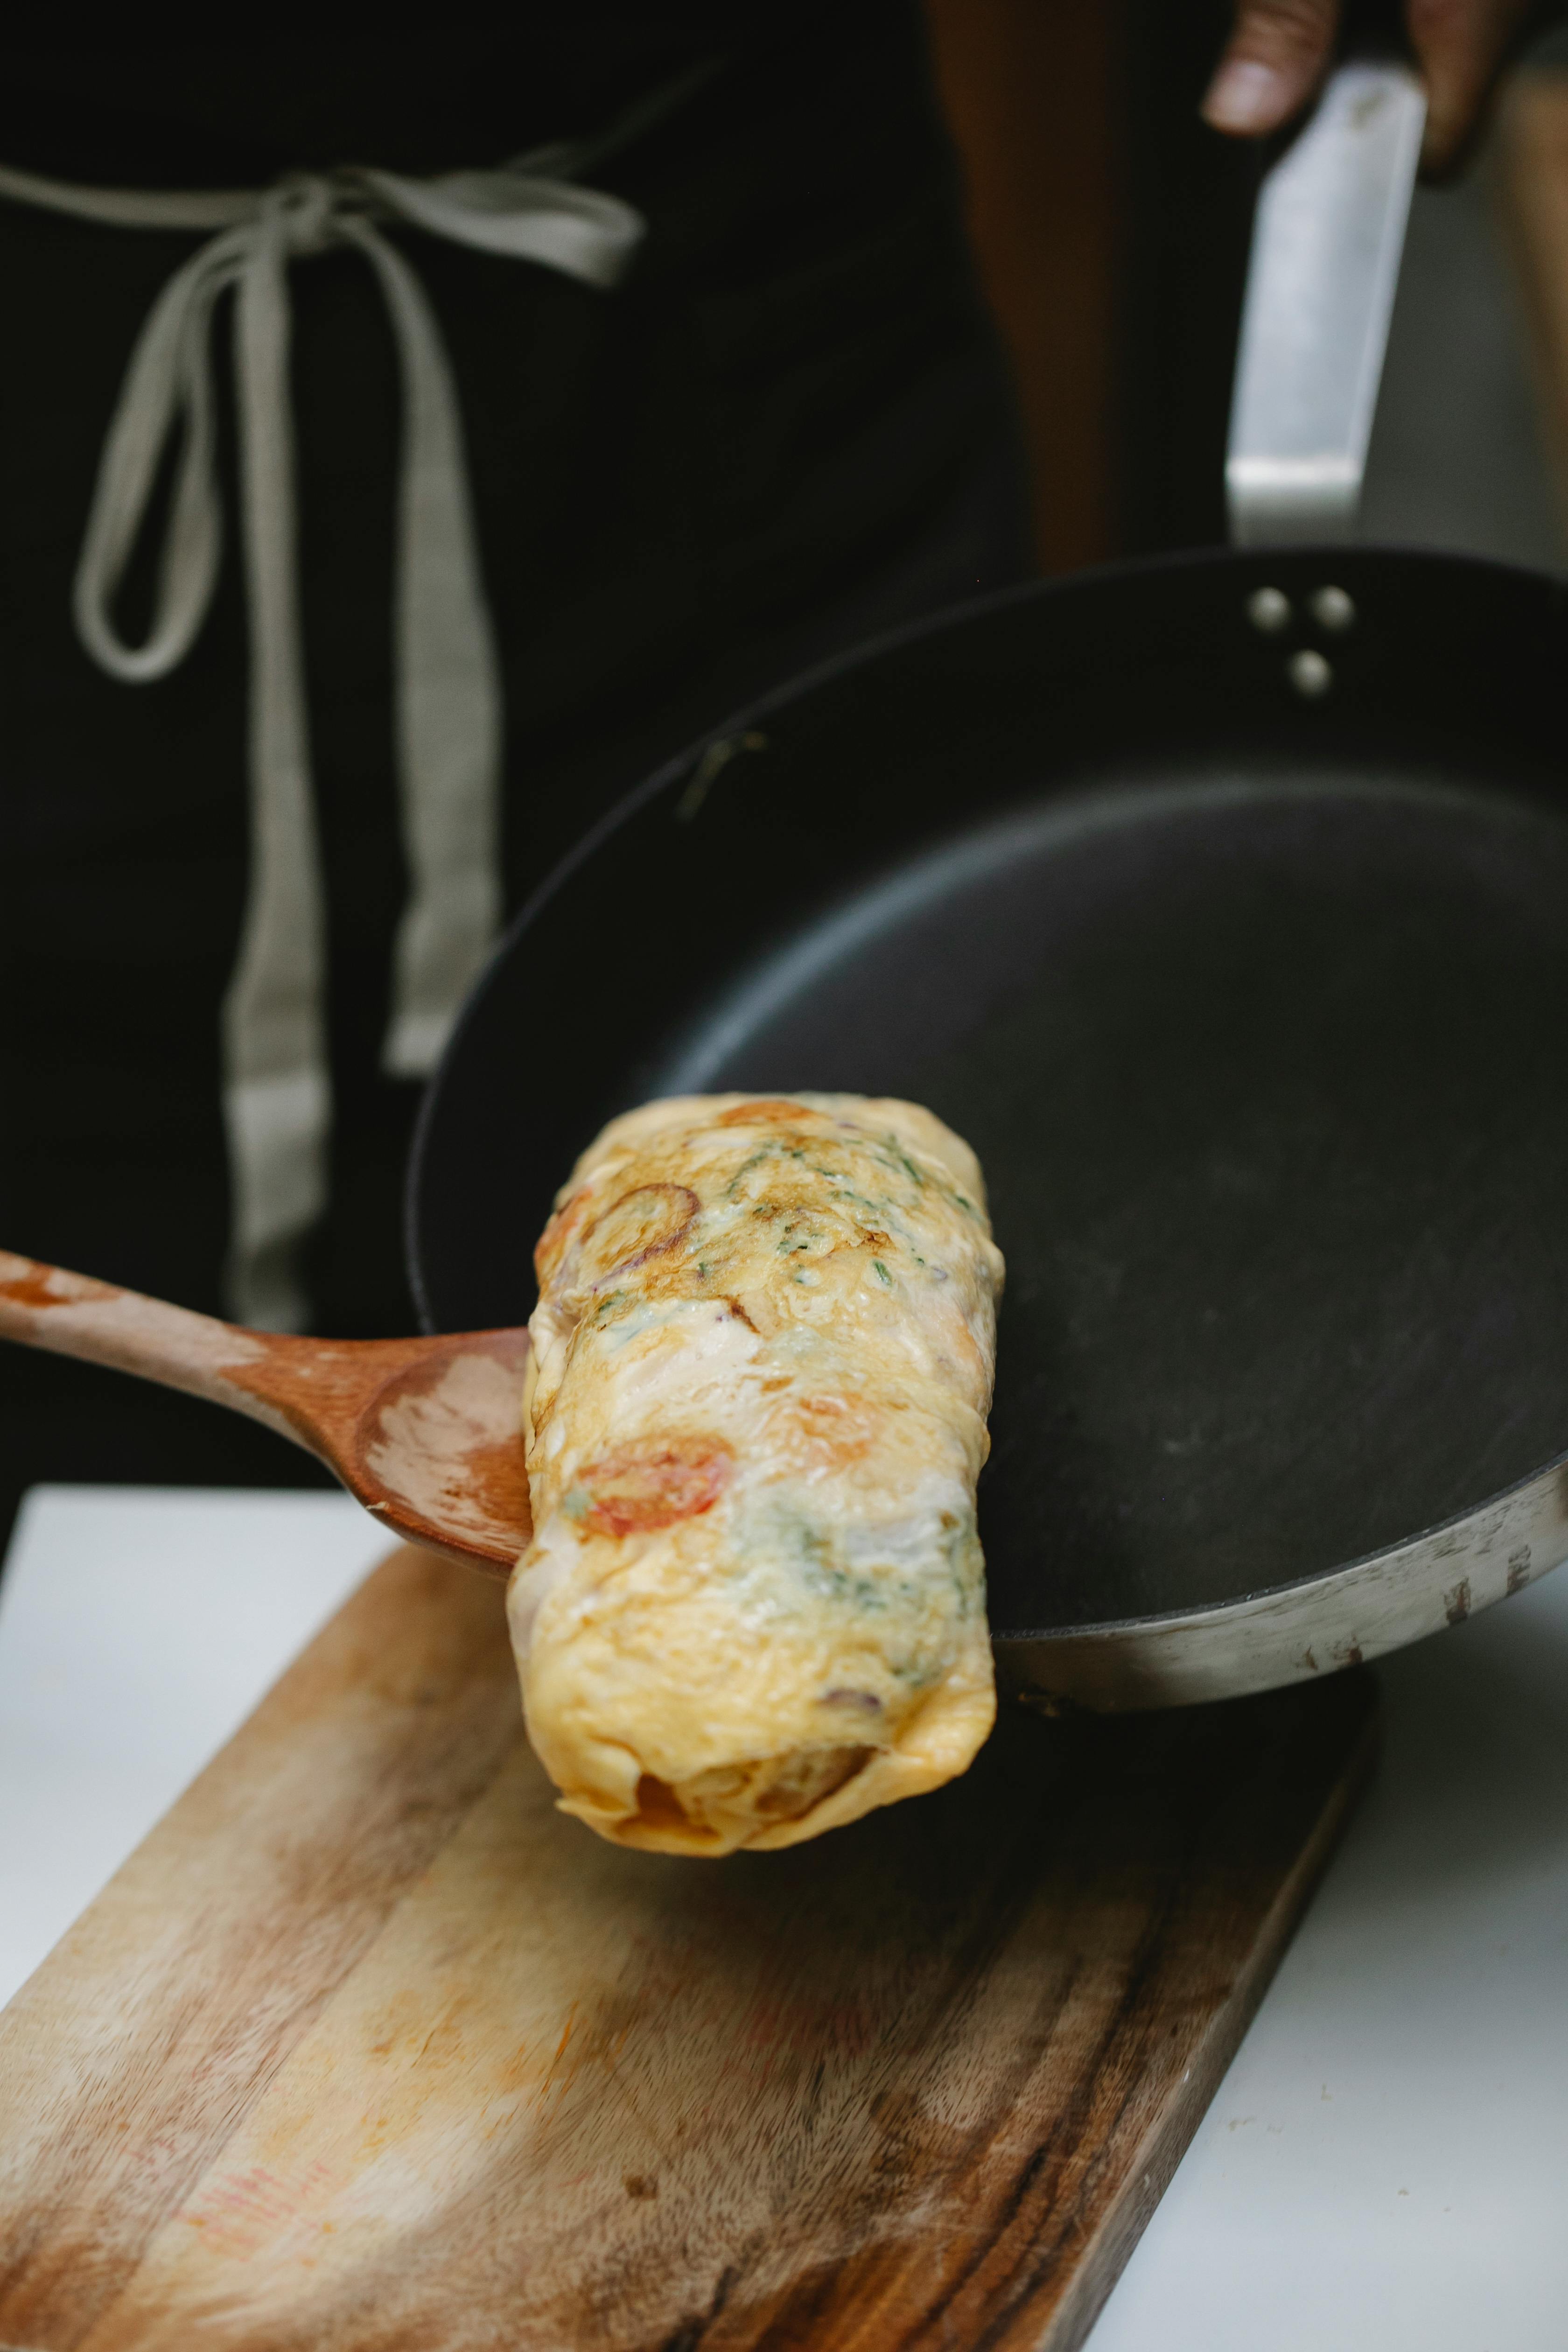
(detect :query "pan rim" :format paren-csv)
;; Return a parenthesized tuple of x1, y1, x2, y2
(407, 542, 1568, 1694)
(989, 1437, 1568, 1648)
(407, 539, 1568, 1330)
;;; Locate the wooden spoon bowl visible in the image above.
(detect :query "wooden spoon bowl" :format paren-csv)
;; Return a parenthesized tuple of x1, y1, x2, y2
(0, 1253, 532, 1574)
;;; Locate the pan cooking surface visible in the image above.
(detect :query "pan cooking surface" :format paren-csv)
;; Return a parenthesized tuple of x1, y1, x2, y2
(634, 771, 1568, 1632)
(412, 554, 1568, 1645)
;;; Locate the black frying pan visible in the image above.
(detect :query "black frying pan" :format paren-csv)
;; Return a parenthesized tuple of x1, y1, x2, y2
(411, 56, 1568, 1710)
(411, 541, 1568, 1708)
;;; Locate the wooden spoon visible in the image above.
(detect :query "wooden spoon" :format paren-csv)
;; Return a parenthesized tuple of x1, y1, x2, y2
(0, 1252, 531, 1575)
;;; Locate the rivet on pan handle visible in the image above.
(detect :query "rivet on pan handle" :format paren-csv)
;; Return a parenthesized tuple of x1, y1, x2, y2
(1227, 59, 1426, 548)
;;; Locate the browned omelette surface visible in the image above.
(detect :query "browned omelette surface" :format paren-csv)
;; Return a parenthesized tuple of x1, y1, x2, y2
(509, 1094, 1004, 1854)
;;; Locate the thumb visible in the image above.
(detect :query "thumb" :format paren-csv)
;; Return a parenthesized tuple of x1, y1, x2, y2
(1203, 0, 1344, 135)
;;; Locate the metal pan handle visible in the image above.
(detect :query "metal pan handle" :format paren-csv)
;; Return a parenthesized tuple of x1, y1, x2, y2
(1227, 58, 1427, 546)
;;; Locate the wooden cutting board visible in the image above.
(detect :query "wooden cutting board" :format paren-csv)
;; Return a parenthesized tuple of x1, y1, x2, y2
(0, 1543, 1375, 2352)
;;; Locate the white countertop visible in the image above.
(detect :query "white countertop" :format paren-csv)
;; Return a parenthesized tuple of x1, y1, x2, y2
(2, 1484, 1566, 2348)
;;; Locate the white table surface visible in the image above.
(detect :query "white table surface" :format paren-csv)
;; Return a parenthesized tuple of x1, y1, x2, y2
(2, 1487, 1566, 2347)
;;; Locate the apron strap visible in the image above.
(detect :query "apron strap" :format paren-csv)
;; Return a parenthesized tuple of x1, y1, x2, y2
(0, 152, 645, 1329)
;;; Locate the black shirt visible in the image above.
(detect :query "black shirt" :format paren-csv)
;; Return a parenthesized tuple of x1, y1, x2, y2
(3, 17, 784, 183)
(0, 4, 1032, 1540)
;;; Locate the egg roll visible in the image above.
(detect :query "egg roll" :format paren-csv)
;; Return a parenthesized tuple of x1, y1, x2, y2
(509, 1092, 1004, 1854)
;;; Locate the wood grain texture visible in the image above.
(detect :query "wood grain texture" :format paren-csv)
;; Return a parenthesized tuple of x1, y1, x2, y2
(0, 1545, 1376, 2352)
(0, 1252, 531, 1571)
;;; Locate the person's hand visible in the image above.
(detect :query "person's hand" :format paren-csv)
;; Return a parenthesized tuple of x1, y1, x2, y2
(1201, 1, 1537, 173)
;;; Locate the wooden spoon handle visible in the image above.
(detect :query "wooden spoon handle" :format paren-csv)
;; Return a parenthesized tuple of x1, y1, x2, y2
(0, 1251, 302, 1449)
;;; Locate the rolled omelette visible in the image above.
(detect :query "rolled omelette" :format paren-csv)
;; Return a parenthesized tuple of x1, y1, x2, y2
(509, 1092, 1005, 1855)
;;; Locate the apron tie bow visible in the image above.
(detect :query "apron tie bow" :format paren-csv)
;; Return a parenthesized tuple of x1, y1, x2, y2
(0, 151, 646, 1326)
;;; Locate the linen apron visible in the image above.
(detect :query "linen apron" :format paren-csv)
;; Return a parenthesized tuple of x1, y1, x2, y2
(0, 6, 1033, 1549)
